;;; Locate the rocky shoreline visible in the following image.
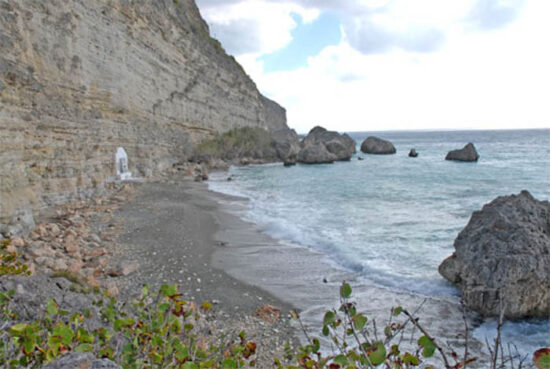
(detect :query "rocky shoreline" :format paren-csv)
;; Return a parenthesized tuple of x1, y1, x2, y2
(1, 174, 300, 368)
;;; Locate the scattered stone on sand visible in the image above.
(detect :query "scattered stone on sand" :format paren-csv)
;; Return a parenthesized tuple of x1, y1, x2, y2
(445, 142, 479, 162)
(360, 136, 396, 155)
(439, 190, 550, 318)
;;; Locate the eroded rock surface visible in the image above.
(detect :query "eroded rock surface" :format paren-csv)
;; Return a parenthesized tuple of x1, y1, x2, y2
(297, 126, 356, 164)
(439, 191, 550, 318)
(0, 0, 290, 235)
(360, 136, 396, 155)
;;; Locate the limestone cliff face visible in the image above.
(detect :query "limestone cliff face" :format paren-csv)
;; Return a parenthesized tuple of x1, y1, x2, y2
(0, 0, 288, 234)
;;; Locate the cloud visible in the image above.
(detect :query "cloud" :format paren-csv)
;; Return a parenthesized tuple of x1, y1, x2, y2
(197, 0, 453, 56)
(196, 0, 550, 132)
(468, 0, 526, 30)
(343, 18, 445, 54)
(197, 0, 319, 56)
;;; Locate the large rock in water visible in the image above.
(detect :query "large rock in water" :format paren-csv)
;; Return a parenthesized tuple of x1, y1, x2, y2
(297, 126, 356, 164)
(445, 143, 479, 162)
(360, 137, 396, 154)
(439, 191, 550, 318)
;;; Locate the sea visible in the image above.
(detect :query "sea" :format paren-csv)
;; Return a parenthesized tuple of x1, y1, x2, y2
(208, 129, 550, 358)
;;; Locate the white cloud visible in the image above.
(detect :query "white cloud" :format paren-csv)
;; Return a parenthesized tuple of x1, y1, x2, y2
(196, 0, 550, 132)
(198, 0, 319, 55)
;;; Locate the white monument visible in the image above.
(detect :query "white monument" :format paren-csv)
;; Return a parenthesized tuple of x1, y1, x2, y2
(115, 147, 132, 180)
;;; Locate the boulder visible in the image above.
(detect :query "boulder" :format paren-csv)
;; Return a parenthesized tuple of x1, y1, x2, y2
(42, 352, 120, 369)
(272, 128, 301, 163)
(439, 191, 550, 318)
(408, 149, 418, 158)
(297, 145, 335, 164)
(445, 143, 479, 162)
(297, 126, 356, 164)
(360, 136, 396, 155)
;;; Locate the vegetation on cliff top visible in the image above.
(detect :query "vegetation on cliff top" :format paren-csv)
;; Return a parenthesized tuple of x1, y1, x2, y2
(194, 127, 277, 162)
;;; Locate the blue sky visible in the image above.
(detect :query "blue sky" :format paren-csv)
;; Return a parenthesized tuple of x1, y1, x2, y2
(259, 12, 341, 73)
(196, 0, 550, 133)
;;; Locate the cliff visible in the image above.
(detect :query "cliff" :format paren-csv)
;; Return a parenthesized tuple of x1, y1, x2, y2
(0, 0, 289, 235)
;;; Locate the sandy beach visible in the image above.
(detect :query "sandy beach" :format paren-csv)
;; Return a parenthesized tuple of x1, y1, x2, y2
(96, 168, 524, 369)
(110, 175, 298, 366)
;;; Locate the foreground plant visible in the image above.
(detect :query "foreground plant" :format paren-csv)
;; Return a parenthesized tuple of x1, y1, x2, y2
(0, 284, 256, 368)
(0, 239, 30, 276)
(279, 282, 546, 369)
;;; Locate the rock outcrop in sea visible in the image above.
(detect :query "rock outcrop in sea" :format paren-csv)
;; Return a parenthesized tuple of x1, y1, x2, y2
(297, 126, 356, 164)
(439, 190, 550, 318)
(408, 149, 418, 157)
(360, 137, 396, 155)
(445, 143, 479, 162)
(0, 0, 295, 236)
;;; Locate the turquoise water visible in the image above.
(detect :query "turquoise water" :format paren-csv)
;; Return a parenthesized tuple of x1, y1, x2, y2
(209, 129, 550, 355)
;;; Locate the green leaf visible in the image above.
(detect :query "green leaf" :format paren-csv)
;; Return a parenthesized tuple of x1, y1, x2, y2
(141, 284, 149, 299)
(322, 325, 330, 336)
(23, 339, 36, 355)
(367, 341, 386, 366)
(418, 336, 436, 358)
(534, 348, 550, 369)
(201, 301, 213, 310)
(354, 314, 368, 331)
(334, 355, 348, 366)
(403, 353, 420, 366)
(52, 324, 74, 345)
(222, 359, 237, 369)
(312, 338, 320, 352)
(46, 299, 59, 316)
(160, 284, 178, 297)
(75, 343, 94, 352)
(323, 311, 336, 326)
(8, 323, 27, 336)
(392, 306, 402, 316)
(340, 282, 352, 299)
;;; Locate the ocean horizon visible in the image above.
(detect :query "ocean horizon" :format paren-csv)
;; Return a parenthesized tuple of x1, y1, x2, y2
(209, 128, 550, 357)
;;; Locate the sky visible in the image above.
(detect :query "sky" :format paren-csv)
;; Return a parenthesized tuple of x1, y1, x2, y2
(195, 0, 550, 133)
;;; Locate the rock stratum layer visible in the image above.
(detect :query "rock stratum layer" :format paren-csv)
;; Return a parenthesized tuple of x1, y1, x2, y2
(439, 191, 550, 318)
(0, 0, 289, 234)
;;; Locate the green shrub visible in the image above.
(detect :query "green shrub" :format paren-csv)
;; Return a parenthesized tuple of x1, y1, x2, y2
(0, 240, 30, 276)
(0, 284, 257, 368)
(278, 282, 544, 369)
(194, 127, 276, 161)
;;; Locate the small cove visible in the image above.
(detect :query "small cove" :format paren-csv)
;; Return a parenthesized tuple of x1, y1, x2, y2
(208, 129, 550, 358)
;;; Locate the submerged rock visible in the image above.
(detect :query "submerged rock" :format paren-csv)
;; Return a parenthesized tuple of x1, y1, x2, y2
(408, 149, 418, 158)
(439, 191, 550, 318)
(297, 126, 356, 164)
(445, 143, 479, 162)
(360, 136, 396, 155)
